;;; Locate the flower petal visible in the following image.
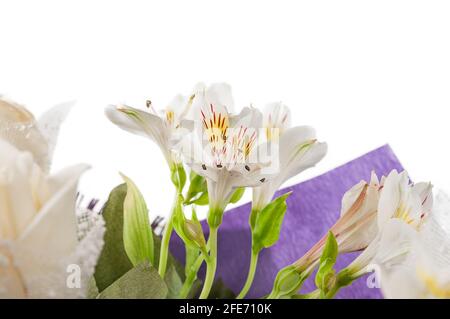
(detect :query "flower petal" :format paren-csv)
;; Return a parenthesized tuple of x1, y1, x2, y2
(0, 99, 49, 171)
(105, 105, 169, 157)
(281, 137, 327, 183)
(263, 102, 291, 141)
(204, 83, 234, 112)
(375, 218, 417, 266)
(0, 140, 39, 239)
(413, 182, 433, 216)
(340, 180, 368, 217)
(377, 170, 401, 229)
(13, 164, 88, 297)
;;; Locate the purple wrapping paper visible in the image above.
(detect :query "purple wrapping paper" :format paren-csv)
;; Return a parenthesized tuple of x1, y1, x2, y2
(170, 145, 404, 299)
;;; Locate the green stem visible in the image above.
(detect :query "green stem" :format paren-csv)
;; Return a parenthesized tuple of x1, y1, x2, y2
(266, 290, 278, 299)
(199, 227, 218, 299)
(178, 254, 205, 298)
(236, 250, 259, 299)
(178, 229, 217, 298)
(324, 285, 340, 299)
(323, 269, 360, 299)
(158, 213, 174, 278)
(294, 289, 321, 299)
(158, 191, 179, 278)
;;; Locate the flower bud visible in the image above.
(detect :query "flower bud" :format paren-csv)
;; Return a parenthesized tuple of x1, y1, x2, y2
(184, 219, 207, 250)
(269, 265, 305, 299)
(173, 205, 207, 254)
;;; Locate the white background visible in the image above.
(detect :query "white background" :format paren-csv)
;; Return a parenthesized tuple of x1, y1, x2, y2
(1, 0, 449, 219)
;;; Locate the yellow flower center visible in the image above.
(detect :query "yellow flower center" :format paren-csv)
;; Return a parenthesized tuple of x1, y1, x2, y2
(201, 105, 229, 163)
(417, 268, 450, 298)
(265, 126, 281, 142)
(166, 110, 175, 125)
(394, 203, 422, 229)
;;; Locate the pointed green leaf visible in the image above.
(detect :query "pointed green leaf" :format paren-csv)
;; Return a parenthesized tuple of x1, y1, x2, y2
(320, 231, 339, 264)
(315, 231, 339, 295)
(121, 173, 154, 266)
(229, 187, 245, 204)
(189, 170, 199, 182)
(252, 192, 291, 253)
(184, 171, 208, 205)
(192, 191, 209, 206)
(94, 184, 133, 292)
(171, 163, 186, 191)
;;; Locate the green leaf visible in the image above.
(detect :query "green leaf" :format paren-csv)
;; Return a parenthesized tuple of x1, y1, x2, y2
(315, 231, 338, 295)
(171, 163, 187, 191)
(93, 183, 186, 297)
(94, 184, 133, 292)
(164, 264, 183, 299)
(187, 171, 206, 192)
(320, 231, 339, 265)
(87, 277, 99, 299)
(184, 171, 208, 205)
(229, 187, 245, 204)
(189, 170, 199, 182)
(97, 263, 168, 299)
(121, 173, 154, 266)
(251, 192, 291, 253)
(192, 191, 209, 206)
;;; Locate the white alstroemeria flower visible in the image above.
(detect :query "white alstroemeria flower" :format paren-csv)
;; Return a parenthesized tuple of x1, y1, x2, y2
(105, 83, 233, 168)
(179, 85, 271, 227)
(105, 96, 191, 166)
(333, 172, 382, 253)
(345, 170, 433, 278)
(293, 172, 381, 272)
(0, 139, 104, 298)
(252, 103, 327, 211)
(379, 190, 450, 299)
(0, 98, 73, 172)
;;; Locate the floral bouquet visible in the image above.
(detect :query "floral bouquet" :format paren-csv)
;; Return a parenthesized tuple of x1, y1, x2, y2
(1, 83, 449, 299)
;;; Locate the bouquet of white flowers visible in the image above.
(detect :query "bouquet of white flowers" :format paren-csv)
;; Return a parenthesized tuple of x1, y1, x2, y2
(1, 84, 449, 299)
